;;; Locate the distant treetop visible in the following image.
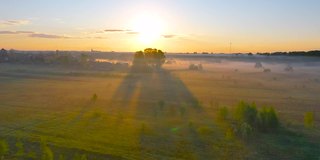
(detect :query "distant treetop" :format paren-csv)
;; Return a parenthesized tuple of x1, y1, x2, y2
(133, 48, 166, 71)
(257, 50, 320, 57)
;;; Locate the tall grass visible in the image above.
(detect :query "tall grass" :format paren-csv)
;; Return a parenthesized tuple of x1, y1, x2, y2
(40, 139, 54, 160)
(0, 139, 8, 160)
(304, 112, 315, 129)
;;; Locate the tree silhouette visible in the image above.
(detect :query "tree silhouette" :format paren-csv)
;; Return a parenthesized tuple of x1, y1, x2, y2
(133, 48, 166, 71)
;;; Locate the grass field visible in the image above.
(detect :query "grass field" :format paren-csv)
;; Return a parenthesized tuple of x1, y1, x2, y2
(0, 56, 319, 159)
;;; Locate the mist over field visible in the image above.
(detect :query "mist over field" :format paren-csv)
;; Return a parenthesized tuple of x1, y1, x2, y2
(0, 49, 319, 159)
(1, 0, 320, 159)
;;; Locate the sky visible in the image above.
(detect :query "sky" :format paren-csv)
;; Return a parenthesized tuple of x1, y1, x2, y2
(0, 0, 319, 53)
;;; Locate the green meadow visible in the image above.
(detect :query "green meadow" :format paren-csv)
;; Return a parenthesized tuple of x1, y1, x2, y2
(0, 56, 319, 159)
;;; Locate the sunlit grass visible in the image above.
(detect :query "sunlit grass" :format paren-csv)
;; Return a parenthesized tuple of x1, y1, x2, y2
(0, 63, 319, 159)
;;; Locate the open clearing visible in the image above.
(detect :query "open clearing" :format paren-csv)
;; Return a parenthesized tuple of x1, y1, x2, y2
(0, 55, 319, 159)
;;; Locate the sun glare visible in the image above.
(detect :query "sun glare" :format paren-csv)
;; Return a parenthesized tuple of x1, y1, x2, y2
(131, 14, 165, 45)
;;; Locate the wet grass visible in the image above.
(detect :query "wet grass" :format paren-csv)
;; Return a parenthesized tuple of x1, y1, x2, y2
(0, 64, 319, 159)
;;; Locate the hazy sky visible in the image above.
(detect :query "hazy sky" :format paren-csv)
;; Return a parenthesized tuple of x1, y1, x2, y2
(0, 0, 319, 52)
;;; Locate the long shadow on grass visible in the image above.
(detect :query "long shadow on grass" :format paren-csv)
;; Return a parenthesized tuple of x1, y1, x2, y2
(248, 127, 320, 160)
(112, 69, 201, 111)
(111, 68, 230, 159)
(67, 101, 95, 126)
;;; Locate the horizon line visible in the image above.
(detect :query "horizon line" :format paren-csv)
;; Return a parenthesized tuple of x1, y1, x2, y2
(1, 48, 320, 54)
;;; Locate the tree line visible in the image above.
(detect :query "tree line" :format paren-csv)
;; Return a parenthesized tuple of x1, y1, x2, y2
(256, 50, 320, 57)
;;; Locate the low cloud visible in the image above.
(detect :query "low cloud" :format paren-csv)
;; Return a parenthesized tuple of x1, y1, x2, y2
(126, 31, 139, 35)
(95, 30, 105, 34)
(0, 20, 30, 27)
(29, 33, 70, 39)
(90, 36, 108, 39)
(162, 34, 176, 38)
(0, 31, 16, 34)
(104, 29, 130, 32)
(93, 29, 139, 35)
(0, 30, 107, 39)
(16, 31, 35, 34)
(0, 30, 34, 34)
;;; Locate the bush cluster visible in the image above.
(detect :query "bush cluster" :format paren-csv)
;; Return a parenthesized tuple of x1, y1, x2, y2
(132, 48, 166, 72)
(234, 101, 279, 133)
(304, 112, 315, 128)
(220, 101, 280, 139)
(188, 64, 203, 70)
(0, 138, 88, 160)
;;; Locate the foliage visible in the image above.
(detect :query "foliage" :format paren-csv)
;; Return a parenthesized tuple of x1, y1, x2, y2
(15, 140, 24, 157)
(140, 123, 146, 133)
(91, 93, 98, 101)
(225, 128, 235, 140)
(133, 48, 166, 71)
(40, 139, 54, 160)
(179, 106, 186, 117)
(73, 153, 87, 160)
(26, 151, 37, 159)
(217, 106, 229, 120)
(197, 126, 213, 135)
(58, 154, 65, 160)
(91, 111, 102, 119)
(257, 50, 320, 57)
(158, 100, 165, 110)
(254, 62, 263, 68)
(189, 64, 203, 70)
(234, 101, 257, 126)
(304, 112, 315, 128)
(188, 121, 194, 128)
(80, 54, 89, 65)
(257, 107, 279, 131)
(0, 139, 9, 158)
(232, 101, 279, 135)
(238, 122, 253, 138)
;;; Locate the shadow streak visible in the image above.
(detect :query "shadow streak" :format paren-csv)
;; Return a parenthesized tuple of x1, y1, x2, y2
(112, 68, 202, 115)
(111, 68, 216, 159)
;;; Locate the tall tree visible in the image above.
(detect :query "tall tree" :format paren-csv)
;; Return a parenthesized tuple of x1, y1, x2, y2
(133, 48, 166, 71)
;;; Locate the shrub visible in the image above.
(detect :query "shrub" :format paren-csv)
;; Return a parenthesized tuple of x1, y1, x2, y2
(15, 140, 24, 157)
(179, 106, 186, 117)
(263, 68, 271, 73)
(189, 64, 198, 70)
(0, 139, 9, 159)
(197, 126, 213, 135)
(74, 154, 87, 160)
(284, 65, 294, 72)
(40, 139, 53, 160)
(158, 100, 165, 110)
(304, 112, 315, 128)
(91, 93, 98, 101)
(58, 154, 65, 160)
(26, 151, 37, 159)
(198, 64, 203, 70)
(257, 107, 279, 131)
(238, 122, 253, 138)
(140, 123, 146, 133)
(254, 62, 263, 68)
(232, 101, 279, 135)
(234, 101, 257, 126)
(193, 100, 202, 108)
(217, 106, 229, 120)
(188, 121, 194, 128)
(189, 64, 203, 71)
(92, 111, 101, 119)
(225, 128, 235, 140)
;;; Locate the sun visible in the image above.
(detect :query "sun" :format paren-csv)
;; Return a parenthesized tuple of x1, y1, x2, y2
(131, 14, 165, 45)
